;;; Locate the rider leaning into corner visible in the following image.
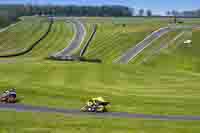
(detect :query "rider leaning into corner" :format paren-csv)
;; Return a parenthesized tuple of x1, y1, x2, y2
(87, 97, 107, 106)
(9, 88, 17, 98)
(82, 97, 110, 112)
(1, 88, 16, 98)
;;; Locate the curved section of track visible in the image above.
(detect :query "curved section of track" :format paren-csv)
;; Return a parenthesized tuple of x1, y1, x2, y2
(115, 25, 200, 64)
(0, 103, 200, 121)
(114, 27, 171, 64)
(54, 19, 86, 56)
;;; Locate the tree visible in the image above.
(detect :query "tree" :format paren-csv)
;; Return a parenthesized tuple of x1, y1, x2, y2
(166, 11, 171, 16)
(130, 8, 135, 16)
(171, 10, 179, 16)
(195, 9, 200, 17)
(0, 4, 134, 23)
(146, 9, 152, 16)
(138, 9, 144, 16)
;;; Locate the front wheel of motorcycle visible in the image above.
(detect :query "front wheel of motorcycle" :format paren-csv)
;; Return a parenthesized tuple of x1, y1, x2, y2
(80, 106, 88, 112)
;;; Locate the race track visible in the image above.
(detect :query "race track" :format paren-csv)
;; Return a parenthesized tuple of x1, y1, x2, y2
(54, 19, 86, 56)
(1, 103, 200, 121)
(114, 27, 171, 64)
(115, 25, 199, 64)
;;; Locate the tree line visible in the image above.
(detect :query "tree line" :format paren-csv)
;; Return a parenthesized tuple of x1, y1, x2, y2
(166, 9, 200, 17)
(0, 4, 156, 27)
(0, 4, 199, 28)
(0, 4, 132, 27)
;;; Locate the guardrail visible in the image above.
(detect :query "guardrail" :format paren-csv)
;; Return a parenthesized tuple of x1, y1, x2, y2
(79, 24, 98, 56)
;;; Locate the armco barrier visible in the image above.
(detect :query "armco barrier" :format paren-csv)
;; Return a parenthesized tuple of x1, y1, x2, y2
(0, 18, 53, 58)
(79, 24, 97, 56)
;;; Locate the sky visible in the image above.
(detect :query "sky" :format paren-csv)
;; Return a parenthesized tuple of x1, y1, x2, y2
(0, 0, 199, 15)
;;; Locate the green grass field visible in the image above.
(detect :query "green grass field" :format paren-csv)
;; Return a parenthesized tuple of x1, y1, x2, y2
(83, 17, 168, 63)
(0, 17, 200, 132)
(131, 30, 184, 64)
(136, 28, 194, 71)
(1, 60, 200, 115)
(0, 17, 74, 61)
(1, 111, 200, 133)
(25, 20, 74, 59)
(0, 18, 49, 56)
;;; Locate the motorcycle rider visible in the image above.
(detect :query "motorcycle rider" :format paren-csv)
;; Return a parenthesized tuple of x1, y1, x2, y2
(8, 88, 16, 98)
(81, 97, 110, 112)
(1, 90, 9, 98)
(1, 88, 16, 98)
(86, 97, 108, 107)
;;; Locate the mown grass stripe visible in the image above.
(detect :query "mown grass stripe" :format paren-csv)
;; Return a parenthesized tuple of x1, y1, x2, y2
(0, 21, 34, 49)
(30, 21, 62, 57)
(0, 19, 53, 57)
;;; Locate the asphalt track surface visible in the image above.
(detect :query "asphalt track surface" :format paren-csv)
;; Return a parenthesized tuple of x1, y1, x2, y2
(1, 103, 200, 121)
(54, 19, 86, 56)
(114, 27, 171, 64)
(140, 31, 186, 64)
(115, 25, 200, 64)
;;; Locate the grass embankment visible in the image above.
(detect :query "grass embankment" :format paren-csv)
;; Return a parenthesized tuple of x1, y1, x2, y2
(25, 21, 74, 59)
(131, 30, 184, 64)
(1, 111, 200, 133)
(136, 28, 194, 70)
(0, 18, 74, 60)
(0, 18, 49, 55)
(86, 24, 159, 63)
(83, 18, 168, 63)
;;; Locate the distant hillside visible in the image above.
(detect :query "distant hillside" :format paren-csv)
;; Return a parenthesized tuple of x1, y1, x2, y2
(0, 5, 25, 27)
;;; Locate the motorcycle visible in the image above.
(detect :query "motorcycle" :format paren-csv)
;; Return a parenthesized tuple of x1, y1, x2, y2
(81, 101, 110, 113)
(0, 89, 17, 103)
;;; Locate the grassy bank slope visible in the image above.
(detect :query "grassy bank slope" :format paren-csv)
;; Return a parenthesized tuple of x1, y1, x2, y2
(136, 28, 195, 71)
(0, 18, 49, 56)
(83, 18, 168, 63)
(25, 21, 74, 59)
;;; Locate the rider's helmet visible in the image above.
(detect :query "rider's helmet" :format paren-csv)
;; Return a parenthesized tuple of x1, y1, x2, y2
(8, 88, 16, 98)
(9, 88, 16, 92)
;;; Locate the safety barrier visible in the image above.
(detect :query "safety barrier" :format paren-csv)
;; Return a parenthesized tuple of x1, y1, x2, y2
(79, 24, 98, 56)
